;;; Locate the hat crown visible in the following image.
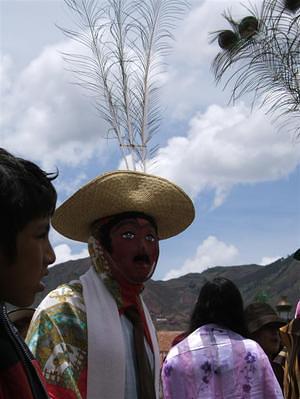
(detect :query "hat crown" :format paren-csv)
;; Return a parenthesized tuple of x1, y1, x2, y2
(245, 302, 285, 334)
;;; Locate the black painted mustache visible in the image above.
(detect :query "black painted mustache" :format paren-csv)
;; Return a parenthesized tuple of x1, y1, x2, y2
(133, 254, 150, 264)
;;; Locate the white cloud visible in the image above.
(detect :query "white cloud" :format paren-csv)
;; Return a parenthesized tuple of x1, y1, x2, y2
(52, 244, 89, 266)
(0, 55, 13, 96)
(0, 39, 112, 169)
(55, 172, 89, 200)
(259, 256, 279, 266)
(161, 0, 264, 118)
(3, 0, 297, 212)
(148, 103, 300, 206)
(163, 235, 239, 280)
(1, 0, 268, 175)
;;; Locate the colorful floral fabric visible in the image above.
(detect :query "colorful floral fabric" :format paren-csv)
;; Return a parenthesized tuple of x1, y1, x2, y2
(26, 282, 87, 399)
(162, 324, 283, 399)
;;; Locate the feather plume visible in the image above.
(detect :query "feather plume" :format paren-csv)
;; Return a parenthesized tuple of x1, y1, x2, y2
(211, 0, 300, 136)
(60, 0, 189, 170)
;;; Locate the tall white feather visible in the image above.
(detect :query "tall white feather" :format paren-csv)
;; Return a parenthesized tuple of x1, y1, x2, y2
(60, 0, 189, 171)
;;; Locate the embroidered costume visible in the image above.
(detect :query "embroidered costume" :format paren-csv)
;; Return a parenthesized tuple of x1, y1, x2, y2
(27, 271, 159, 398)
(27, 238, 160, 399)
(162, 324, 284, 399)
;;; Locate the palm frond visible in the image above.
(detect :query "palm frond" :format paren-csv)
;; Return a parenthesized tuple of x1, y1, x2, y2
(211, 0, 300, 136)
(59, 0, 189, 170)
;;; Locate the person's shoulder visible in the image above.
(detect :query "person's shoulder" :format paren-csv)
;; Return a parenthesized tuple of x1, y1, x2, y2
(218, 328, 268, 361)
(32, 280, 85, 323)
(40, 280, 83, 306)
(165, 329, 200, 360)
(281, 317, 300, 335)
(27, 280, 86, 342)
(240, 336, 271, 360)
(49, 280, 83, 301)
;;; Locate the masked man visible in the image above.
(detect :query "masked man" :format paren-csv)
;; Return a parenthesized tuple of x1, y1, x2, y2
(27, 170, 195, 399)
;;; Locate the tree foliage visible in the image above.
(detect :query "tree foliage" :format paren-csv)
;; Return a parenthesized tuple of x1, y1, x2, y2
(212, 0, 300, 136)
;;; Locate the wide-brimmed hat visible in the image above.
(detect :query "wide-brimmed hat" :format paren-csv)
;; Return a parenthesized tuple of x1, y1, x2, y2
(244, 302, 286, 334)
(52, 170, 195, 242)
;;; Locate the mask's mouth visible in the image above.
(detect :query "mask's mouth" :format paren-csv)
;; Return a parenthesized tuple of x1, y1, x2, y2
(110, 253, 157, 284)
(133, 254, 151, 265)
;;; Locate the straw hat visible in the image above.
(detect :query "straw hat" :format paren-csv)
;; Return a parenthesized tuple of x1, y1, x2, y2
(52, 170, 195, 242)
(244, 302, 285, 334)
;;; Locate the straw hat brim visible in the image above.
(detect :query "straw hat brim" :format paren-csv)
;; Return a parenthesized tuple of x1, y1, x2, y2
(52, 170, 195, 242)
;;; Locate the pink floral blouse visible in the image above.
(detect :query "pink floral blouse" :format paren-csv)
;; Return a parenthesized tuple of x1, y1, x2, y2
(162, 324, 283, 399)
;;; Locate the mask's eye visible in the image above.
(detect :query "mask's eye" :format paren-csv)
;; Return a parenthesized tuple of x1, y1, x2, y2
(122, 231, 135, 239)
(145, 234, 156, 242)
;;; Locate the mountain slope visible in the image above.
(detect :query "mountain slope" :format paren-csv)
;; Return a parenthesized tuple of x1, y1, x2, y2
(32, 253, 300, 330)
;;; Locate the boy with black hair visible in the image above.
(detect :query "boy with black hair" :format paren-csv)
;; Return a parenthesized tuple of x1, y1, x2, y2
(0, 148, 57, 399)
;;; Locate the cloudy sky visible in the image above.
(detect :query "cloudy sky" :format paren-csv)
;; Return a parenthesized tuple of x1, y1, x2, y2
(1, 0, 299, 281)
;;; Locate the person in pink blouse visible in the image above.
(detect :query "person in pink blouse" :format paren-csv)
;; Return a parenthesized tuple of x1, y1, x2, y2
(161, 277, 283, 399)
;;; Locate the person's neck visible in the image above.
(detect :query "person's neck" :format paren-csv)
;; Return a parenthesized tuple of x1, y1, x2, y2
(110, 266, 145, 289)
(113, 273, 144, 294)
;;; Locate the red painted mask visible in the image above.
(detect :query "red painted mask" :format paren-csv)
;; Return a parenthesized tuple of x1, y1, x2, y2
(108, 217, 159, 284)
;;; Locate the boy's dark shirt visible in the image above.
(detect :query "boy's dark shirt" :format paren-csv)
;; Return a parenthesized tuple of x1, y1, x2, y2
(0, 305, 49, 399)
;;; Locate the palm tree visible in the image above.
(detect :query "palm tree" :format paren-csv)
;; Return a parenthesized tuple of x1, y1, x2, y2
(211, 0, 300, 136)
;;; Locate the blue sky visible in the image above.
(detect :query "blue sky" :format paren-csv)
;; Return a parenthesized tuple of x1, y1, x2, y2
(1, 0, 299, 280)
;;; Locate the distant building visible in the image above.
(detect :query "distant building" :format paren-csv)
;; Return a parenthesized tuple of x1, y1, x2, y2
(157, 330, 183, 364)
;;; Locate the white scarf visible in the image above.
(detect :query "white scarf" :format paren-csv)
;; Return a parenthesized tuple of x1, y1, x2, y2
(80, 266, 160, 399)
